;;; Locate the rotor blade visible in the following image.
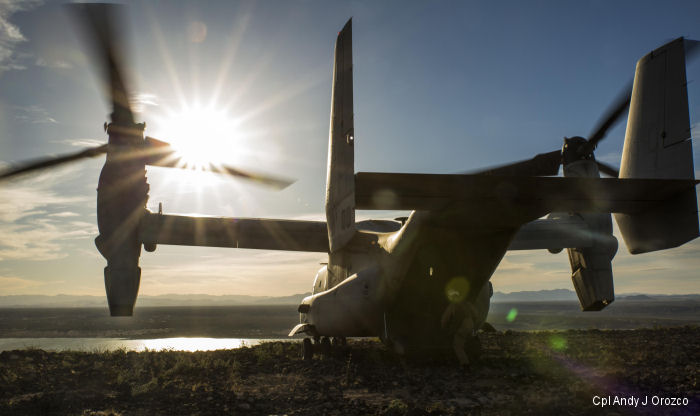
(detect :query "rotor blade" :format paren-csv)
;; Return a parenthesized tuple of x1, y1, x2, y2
(586, 81, 632, 150)
(67, 3, 134, 124)
(596, 160, 619, 178)
(470, 150, 562, 177)
(142, 137, 294, 190)
(209, 165, 295, 190)
(0, 144, 108, 181)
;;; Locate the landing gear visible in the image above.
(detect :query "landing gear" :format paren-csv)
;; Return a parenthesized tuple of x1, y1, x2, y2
(331, 336, 346, 347)
(301, 336, 347, 360)
(465, 334, 482, 362)
(320, 337, 331, 356)
(302, 338, 313, 361)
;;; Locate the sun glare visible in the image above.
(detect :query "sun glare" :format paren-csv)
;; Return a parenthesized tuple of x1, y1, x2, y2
(156, 105, 241, 169)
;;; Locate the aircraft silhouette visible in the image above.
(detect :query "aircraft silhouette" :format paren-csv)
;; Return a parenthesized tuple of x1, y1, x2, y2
(1, 4, 697, 359)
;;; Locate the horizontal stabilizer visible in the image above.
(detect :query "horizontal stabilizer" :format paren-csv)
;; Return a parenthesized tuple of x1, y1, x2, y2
(356, 172, 697, 224)
(140, 213, 329, 252)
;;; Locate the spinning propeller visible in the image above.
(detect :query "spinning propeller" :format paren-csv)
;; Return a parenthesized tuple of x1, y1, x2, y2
(0, 3, 293, 190)
(479, 38, 700, 179)
(476, 84, 631, 178)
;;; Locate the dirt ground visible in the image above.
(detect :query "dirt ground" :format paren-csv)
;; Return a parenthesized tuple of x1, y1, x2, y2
(1, 327, 698, 415)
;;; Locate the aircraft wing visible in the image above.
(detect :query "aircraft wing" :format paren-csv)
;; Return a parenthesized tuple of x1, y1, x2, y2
(355, 172, 698, 225)
(508, 217, 594, 250)
(140, 213, 329, 252)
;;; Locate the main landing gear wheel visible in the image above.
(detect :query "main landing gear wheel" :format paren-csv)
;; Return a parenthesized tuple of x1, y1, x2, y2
(303, 336, 347, 360)
(466, 335, 482, 362)
(320, 337, 331, 356)
(302, 338, 313, 361)
(331, 336, 347, 347)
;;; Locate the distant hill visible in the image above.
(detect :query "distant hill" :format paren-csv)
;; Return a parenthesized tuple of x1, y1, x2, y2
(0, 293, 311, 308)
(492, 289, 700, 303)
(3, 291, 697, 308)
(492, 289, 578, 302)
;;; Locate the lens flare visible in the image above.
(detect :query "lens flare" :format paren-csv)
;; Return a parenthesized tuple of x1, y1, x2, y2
(154, 104, 241, 169)
(506, 308, 518, 322)
(549, 334, 568, 351)
(445, 276, 470, 303)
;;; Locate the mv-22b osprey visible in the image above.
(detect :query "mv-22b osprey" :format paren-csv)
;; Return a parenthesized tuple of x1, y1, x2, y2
(1, 6, 698, 359)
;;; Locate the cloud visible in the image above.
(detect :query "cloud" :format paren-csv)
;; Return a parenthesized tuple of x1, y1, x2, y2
(0, 166, 94, 260)
(131, 93, 159, 113)
(0, 220, 67, 261)
(0, 275, 42, 291)
(139, 247, 324, 296)
(34, 56, 71, 69)
(0, 0, 42, 73)
(0, 187, 80, 222)
(13, 105, 57, 124)
(57, 138, 105, 148)
(0, 214, 96, 261)
(49, 211, 80, 218)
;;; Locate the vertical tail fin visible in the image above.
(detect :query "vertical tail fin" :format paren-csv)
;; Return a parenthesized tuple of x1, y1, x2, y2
(615, 37, 699, 254)
(325, 19, 355, 252)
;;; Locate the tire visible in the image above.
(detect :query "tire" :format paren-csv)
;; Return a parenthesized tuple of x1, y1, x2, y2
(465, 335, 482, 362)
(302, 338, 313, 361)
(320, 337, 331, 356)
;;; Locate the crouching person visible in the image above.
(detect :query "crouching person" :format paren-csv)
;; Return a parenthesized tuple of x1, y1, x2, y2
(441, 299, 479, 371)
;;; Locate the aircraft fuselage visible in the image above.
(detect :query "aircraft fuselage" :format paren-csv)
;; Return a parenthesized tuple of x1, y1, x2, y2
(298, 211, 510, 353)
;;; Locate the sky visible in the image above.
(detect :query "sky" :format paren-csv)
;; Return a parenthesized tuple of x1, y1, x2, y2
(0, 0, 699, 299)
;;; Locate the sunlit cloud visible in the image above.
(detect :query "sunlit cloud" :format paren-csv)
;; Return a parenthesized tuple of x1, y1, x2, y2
(0, 275, 43, 291)
(13, 105, 57, 124)
(0, 186, 82, 222)
(34, 57, 71, 69)
(59, 138, 104, 148)
(0, 166, 94, 260)
(0, 222, 66, 260)
(139, 247, 324, 297)
(49, 211, 79, 218)
(0, 0, 42, 73)
(0, 214, 96, 261)
(130, 92, 159, 113)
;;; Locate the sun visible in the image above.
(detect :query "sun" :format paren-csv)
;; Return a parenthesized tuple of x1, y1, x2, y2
(153, 104, 241, 170)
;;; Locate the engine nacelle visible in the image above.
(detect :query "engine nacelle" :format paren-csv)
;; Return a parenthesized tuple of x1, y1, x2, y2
(562, 159, 618, 311)
(95, 122, 149, 316)
(566, 216, 618, 311)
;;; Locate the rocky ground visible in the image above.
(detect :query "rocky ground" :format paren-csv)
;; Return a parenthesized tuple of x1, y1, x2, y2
(1, 327, 698, 415)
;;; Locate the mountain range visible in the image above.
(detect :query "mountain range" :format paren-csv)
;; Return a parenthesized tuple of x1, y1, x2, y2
(1, 289, 697, 307)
